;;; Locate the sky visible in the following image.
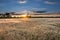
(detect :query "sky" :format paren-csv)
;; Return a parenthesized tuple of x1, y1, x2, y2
(0, 0, 60, 13)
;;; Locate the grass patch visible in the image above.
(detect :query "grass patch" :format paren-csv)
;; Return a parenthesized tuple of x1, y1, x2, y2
(50, 24, 60, 27)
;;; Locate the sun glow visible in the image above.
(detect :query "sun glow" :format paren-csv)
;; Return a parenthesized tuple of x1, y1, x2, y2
(20, 15, 29, 21)
(20, 14, 31, 21)
(21, 14, 31, 18)
(21, 14, 27, 18)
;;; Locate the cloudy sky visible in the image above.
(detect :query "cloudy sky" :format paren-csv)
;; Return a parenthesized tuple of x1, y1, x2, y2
(0, 0, 60, 13)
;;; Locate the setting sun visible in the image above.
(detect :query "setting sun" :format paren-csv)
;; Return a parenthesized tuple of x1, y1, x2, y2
(20, 14, 31, 18)
(21, 14, 27, 18)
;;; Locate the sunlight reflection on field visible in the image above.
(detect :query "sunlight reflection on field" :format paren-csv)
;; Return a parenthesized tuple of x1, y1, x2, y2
(21, 18, 30, 21)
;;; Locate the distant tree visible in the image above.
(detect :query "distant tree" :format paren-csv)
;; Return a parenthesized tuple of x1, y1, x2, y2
(5, 13, 11, 18)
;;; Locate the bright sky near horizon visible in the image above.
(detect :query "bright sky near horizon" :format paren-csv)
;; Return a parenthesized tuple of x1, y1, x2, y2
(0, 0, 60, 13)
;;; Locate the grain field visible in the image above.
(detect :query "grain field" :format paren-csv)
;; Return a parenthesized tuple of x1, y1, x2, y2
(0, 18, 60, 40)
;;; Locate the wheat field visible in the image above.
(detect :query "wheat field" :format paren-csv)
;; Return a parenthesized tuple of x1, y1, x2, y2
(0, 18, 60, 40)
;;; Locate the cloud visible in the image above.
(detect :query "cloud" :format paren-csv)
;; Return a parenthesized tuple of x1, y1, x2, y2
(19, 0, 27, 4)
(32, 8, 47, 11)
(44, 1, 56, 4)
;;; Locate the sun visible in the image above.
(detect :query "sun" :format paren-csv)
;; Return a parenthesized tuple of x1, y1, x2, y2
(21, 14, 31, 18)
(20, 14, 30, 21)
(21, 14, 27, 18)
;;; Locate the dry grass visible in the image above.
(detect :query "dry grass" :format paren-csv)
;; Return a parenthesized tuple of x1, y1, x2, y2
(0, 18, 60, 40)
